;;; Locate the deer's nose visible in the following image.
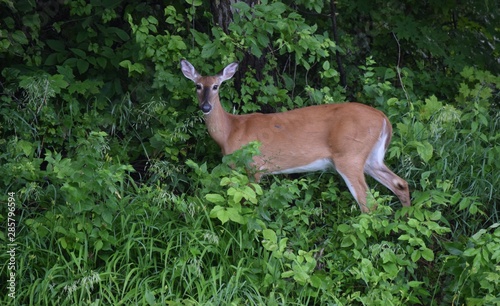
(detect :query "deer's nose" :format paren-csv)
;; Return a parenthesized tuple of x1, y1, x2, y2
(201, 102, 212, 114)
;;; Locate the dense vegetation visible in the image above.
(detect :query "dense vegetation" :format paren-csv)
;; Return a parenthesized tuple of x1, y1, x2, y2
(1, 0, 499, 304)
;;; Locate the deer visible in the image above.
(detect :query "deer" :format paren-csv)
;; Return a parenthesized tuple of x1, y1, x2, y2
(180, 59, 411, 212)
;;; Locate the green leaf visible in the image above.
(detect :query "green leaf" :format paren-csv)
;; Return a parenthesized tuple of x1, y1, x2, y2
(459, 197, 471, 211)
(46, 39, 66, 52)
(471, 229, 487, 241)
(209, 206, 245, 224)
(96, 57, 107, 69)
(408, 281, 424, 288)
(278, 237, 288, 253)
(191, 29, 209, 45)
(145, 291, 156, 305)
(293, 268, 310, 284)
(70, 48, 86, 58)
(414, 209, 424, 222)
(340, 235, 354, 248)
(262, 229, 278, 252)
(251, 183, 263, 196)
(59, 237, 68, 249)
(12, 30, 28, 44)
(119, 60, 145, 75)
(417, 141, 433, 163)
(250, 43, 263, 58)
(185, 0, 202, 6)
(209, 205, 229, 223)
(109, 27, 130, 41)
(226, 207, 245, 224)
(382, 262, 399, 276)
(243, 186, 257, 204)
(281, 270, 295, 278)
(95, 239, 103, 252)
(102, 210, 113, 225)
(309, 274, 324, 289)
(257, 32, 269, 47)
(205, 194, 225, 204)
(227, 187, 243, 203)
(411, 250, 421, 262)
(337, 224, 351, 233)
(201, 42, 217, 58)
(168, 35, 187, 50)
(77, 59, 89, 74)
(421, 248, 434, 261)
(49, 74, 69, 92)
(18, 140, 33, 156)
(429, 211, 442, 221)
(384, 68, 396, 80)
(263, 229, 277, 244)
(232, 1, 250, 11)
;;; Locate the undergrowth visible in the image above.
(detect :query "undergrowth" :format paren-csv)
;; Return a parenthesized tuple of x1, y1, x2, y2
(1, 1, 499, 305)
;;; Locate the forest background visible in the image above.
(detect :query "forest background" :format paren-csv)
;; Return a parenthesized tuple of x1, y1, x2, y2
(0, 0, 499, 305)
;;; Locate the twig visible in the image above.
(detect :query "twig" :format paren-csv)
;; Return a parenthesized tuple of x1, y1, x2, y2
(392, 32, 410, 101)
(329, 0, 346, 88)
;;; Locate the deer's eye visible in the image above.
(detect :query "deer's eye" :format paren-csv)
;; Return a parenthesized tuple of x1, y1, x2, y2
(212, 85, 218, 90)
(196, 84, 202, 90)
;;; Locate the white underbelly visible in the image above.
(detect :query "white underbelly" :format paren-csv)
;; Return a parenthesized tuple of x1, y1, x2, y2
(270, 158, 334, 175)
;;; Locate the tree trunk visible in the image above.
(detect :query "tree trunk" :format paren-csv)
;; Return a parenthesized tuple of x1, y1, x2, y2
(329, 0, 347, 88)
(210, 0, 267, 110)
(210, 0, 239, 34)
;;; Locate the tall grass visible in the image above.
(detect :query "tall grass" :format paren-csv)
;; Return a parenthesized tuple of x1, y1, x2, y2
(1, 67, 499, 305)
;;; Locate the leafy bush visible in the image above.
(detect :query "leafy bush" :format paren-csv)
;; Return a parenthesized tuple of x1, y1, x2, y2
(1, 0, 498, 305)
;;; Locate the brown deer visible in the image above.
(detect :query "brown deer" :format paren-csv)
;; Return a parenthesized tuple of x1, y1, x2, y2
(181, 59, 410, 212)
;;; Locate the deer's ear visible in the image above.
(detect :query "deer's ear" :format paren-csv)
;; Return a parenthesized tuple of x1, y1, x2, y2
(219, 62, 239, 82)
(180, 59, 200, 82)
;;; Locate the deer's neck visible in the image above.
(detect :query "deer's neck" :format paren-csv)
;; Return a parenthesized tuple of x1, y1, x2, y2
(204, 100, 233, 154)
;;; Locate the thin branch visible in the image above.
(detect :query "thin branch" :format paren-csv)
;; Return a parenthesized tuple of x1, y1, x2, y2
(329, 0, 347, 88)
(392, 32, 410, 101)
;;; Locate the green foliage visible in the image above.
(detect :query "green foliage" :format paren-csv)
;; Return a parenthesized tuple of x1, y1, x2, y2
(384, 68, 499, 229)
(443, 223, 500, 305)
(333, 0, 500, 100)
(0, 0, 499, 304)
